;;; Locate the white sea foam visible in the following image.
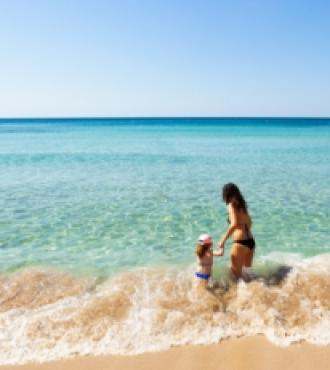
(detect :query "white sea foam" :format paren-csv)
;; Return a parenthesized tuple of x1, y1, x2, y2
(0, 254, 329, 364)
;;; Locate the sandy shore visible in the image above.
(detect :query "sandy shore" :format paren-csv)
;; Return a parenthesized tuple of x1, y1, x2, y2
(1, 336, 329, 370)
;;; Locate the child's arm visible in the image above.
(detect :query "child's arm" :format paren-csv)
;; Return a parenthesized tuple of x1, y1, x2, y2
(213, 249, 223, 257)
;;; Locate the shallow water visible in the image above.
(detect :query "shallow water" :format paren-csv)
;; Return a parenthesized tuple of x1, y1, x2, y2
(0, 118, 329, 363)
(0, 257, 329, 364)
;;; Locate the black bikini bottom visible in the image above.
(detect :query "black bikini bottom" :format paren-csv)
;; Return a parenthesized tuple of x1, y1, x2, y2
(233, 238, 255, 250)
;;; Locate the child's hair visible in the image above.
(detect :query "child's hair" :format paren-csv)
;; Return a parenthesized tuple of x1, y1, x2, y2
(196, 234, 213, 258)
(196, 243, 210, 258)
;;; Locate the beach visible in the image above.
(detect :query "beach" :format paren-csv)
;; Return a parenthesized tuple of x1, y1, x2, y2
(1, 0, 330, 367)
(0, 118, 330, 365)
(1, 337, 329, 370)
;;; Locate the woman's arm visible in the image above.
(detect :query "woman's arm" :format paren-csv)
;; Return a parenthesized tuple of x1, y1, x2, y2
(217, 204, 239, 252)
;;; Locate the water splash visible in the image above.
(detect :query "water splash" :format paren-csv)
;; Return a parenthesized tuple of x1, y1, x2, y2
(0, 254, 329, 364)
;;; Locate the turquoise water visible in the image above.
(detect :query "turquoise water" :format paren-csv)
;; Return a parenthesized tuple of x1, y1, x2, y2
(0, 118, 330, 276)
(1, 118, 330, 364)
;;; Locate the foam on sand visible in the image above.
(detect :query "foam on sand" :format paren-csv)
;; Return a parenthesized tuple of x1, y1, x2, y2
(0, 254, 329, 364)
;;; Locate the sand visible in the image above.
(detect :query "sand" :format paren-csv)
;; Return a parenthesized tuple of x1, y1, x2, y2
(1, 336, 329, 370)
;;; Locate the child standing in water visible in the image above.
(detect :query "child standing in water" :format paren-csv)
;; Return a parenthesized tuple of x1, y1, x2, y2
(195, 234, 222, 285)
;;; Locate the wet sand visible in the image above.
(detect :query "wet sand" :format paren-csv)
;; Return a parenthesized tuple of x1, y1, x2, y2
(1, 336, 329, 370)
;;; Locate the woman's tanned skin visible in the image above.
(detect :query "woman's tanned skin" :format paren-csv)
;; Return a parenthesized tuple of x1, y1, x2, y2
(217, 183, 255, 279)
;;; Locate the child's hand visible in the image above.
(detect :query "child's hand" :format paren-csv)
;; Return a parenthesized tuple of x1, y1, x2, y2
(213, 243, 224, 256)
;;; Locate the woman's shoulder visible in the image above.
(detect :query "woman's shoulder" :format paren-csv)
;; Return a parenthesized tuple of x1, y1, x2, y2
(228, 202, 251, 222)
(227, 202, 241, 215)
(227, 202, 235, 212)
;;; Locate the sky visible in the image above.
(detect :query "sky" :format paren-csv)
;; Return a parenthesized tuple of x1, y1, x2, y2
(0, 0, 329, 117)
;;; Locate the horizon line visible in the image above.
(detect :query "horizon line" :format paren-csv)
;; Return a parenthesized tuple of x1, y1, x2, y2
(0, 116, 330, 120)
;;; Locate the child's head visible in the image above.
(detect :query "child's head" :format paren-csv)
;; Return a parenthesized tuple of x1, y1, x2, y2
(195, 234, 213, 258)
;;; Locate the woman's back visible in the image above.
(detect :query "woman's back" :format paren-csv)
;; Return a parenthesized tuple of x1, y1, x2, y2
(229, 204, 253, 241)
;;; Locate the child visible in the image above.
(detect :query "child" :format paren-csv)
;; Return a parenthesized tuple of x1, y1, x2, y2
(195, 233, 222, 283)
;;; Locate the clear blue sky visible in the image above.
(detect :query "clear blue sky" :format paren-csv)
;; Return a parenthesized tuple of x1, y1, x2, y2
(0, 0, 329, 117)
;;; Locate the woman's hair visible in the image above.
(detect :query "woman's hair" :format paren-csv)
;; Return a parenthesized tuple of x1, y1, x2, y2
(195, 243, 210, 258)
(222, 183, 248, 212)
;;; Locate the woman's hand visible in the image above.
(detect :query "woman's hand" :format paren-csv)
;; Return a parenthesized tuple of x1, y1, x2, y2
(217, 240, 225, 256)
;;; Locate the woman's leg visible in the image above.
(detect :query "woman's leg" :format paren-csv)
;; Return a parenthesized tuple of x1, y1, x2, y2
(244, 248, 254, 268)
(230, 244, 247, 279)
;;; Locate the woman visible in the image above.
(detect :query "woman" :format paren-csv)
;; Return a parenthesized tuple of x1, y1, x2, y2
(217, 183, 255, 279)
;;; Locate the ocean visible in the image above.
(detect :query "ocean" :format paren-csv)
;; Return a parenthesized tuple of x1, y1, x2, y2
(0, 118, 329, 364)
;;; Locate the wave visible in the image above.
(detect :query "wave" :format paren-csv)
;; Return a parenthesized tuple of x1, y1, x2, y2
(0, 254, 329, 364)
